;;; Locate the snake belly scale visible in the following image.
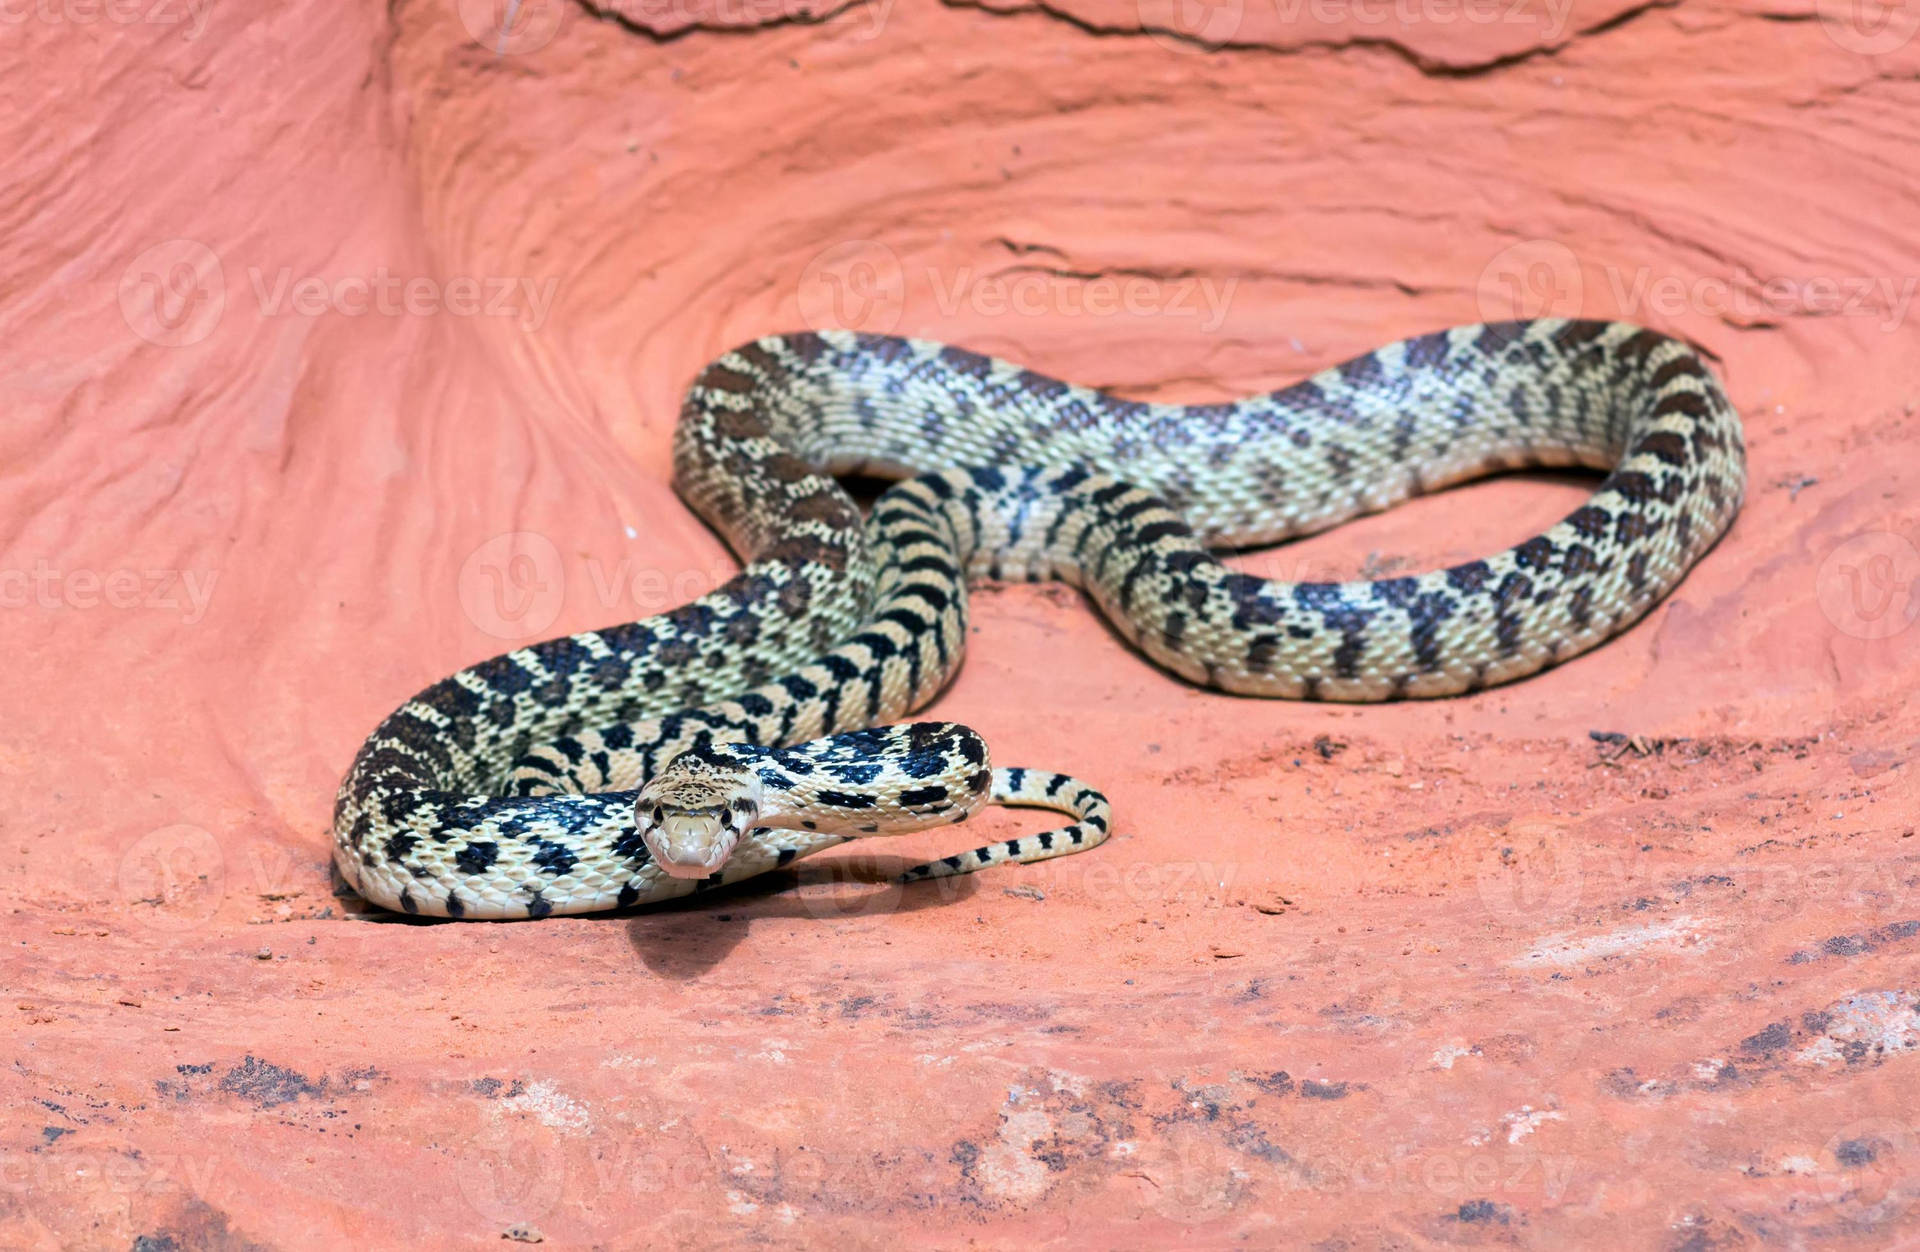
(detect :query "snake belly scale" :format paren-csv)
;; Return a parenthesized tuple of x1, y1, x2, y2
(333, 318, 1745, 920)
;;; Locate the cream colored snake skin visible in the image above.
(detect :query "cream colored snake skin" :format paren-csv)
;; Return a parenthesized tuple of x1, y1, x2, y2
(333, 319, 1746, 920)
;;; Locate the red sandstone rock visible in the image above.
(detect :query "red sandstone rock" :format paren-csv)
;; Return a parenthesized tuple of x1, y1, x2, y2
(4, 0, 1919, 1245)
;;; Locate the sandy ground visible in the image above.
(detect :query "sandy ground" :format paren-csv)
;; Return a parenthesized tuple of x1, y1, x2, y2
(4, 0, 1919, 1246)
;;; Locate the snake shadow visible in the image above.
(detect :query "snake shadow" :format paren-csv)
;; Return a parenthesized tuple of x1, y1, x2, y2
(332, 853, 986, 982)
(620, 849, 993, 980)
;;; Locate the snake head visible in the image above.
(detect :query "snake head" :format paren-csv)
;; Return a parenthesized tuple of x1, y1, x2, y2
(635, 746, 764, 879)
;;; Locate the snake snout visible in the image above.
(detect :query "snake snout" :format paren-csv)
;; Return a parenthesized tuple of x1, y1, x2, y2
(639, 806, 730, 879)
(638, 796, 759, 879)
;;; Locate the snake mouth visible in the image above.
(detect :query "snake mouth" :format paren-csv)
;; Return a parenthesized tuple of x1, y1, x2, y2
(642, 807, 741, 879)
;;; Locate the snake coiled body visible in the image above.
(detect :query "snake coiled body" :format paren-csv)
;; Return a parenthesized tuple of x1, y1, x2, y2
(333, 318, 1745, 920)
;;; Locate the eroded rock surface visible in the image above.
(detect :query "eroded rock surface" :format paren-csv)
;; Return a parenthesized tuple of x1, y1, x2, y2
(3, 0, 1918, 1243)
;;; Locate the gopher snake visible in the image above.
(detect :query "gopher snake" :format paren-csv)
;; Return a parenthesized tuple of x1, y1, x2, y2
(333, 318, 1745, 920)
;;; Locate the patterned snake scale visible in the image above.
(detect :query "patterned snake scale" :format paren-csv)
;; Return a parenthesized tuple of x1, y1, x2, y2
(333, 318, 1745, 920)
